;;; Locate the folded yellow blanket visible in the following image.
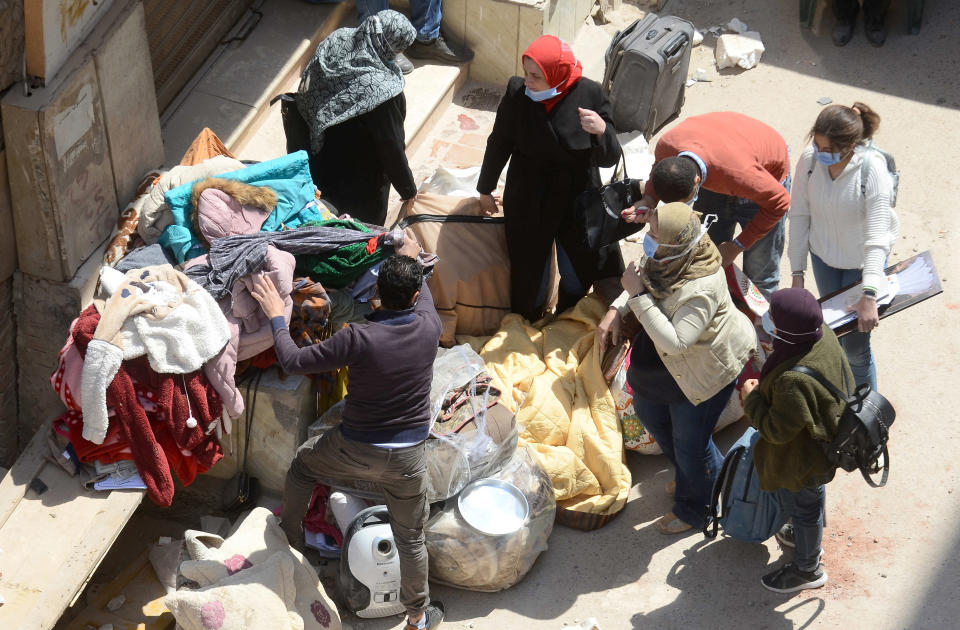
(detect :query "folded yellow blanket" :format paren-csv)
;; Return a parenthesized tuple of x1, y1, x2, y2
(479, 294, 631, 529)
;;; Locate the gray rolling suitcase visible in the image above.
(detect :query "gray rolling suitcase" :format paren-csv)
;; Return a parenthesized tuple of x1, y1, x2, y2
(602, 13, 694, 138)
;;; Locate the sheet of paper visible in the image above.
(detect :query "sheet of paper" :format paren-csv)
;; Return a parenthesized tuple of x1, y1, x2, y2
(93, 473, 147, 491)
(821, 274, 898, 328)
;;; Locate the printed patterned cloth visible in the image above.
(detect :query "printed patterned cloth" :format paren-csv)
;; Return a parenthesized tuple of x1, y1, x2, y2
(297, 10, 415, 153)
(103, 169, 165, 267)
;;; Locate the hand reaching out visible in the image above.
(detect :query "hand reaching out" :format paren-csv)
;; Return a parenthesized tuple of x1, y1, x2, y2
(578, 108, 607, 135)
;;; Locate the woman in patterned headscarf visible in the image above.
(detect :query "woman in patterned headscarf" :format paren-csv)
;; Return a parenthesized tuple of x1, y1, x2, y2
(599, 202, 757, 534)
(297, 10, 418, 226)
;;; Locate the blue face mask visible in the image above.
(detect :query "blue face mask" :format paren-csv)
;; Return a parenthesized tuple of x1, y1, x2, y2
(813, 150, 845, 166)
(642, 233, 659, 258)
(761, 311, 792, 344)
(525, 84, 562, 102)
(685, 185, 700, 207)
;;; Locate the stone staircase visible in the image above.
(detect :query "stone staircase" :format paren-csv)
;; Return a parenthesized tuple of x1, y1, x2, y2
(161, 0, 470, 166)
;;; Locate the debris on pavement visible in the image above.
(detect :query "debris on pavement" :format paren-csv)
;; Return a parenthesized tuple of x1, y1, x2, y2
(716, 31, 766, 70)
(818, 97, 834, 105)
(105, 594, 125, 612)
(727, 17, 749, 33)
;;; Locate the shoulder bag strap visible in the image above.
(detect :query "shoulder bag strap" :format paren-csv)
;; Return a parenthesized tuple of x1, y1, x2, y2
(862, 443, 890, 488)
(396, 214, 507, 229)
(789, 365, 850, 402)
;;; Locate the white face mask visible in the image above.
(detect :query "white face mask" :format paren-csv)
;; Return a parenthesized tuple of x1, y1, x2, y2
(645, 214, 718, 264)
(761, 311, 821, 344)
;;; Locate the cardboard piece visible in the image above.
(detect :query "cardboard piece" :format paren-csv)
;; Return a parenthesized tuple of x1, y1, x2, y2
(0, 151, 17, 282)
(24, 0, 116, 81)
(14, 238, 106, 439)
(0, 279, 17, 466)
(89, 0, 164, 206)
(2, 57, 118, 282)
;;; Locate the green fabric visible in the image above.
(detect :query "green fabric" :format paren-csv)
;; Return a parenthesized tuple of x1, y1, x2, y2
(744, 326, 854, 492)
(293, 219, 393, 289)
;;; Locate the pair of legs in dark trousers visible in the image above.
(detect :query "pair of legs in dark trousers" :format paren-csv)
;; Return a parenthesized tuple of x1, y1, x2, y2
(282, 427, 430, 617)
(777, 485, 826, 572)
(833, 0, 891, 46)
(834, 0, 891, 23)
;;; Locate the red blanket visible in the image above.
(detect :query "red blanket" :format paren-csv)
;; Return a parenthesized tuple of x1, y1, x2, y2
(72, 305, 224, 506)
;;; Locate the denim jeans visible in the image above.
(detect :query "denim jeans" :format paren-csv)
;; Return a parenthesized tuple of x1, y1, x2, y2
(809, 252, 878, 390)
(694, 176, 790, 299)
(354, 0, 442, 41)
(776, 485, 825, 572)
(630, 381, 735, 527)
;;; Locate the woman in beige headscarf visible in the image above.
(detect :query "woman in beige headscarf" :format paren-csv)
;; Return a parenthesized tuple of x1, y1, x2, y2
(600, 202, 756, 534)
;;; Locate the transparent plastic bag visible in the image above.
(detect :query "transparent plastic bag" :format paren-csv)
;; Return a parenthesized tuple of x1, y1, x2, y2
(424, 446, 555, 592)
(425, 344, 508, 500)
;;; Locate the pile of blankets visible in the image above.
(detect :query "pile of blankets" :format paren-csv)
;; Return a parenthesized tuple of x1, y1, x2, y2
(50, 130, 413, 507)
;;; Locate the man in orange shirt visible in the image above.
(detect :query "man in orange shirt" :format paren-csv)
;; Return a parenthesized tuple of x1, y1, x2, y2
(626, 112, 791, 297)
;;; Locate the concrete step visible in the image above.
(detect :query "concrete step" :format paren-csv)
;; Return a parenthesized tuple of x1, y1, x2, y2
(159, 0, 467, 168)
(161, 0, 352, 165)
(238, 56, 468, 164)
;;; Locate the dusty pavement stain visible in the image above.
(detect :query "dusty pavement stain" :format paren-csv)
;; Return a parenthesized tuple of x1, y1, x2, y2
(801, 512, 894, 600)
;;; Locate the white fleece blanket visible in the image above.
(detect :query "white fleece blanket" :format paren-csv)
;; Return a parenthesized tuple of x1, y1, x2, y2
(81, 266, 231, 443)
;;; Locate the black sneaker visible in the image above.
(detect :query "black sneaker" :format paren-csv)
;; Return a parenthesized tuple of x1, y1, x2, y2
(406, 35, 474, 63)
(832, 21, 854, 46)
(396, 52, 414, 75)
(775, 523, 796, 549)
(407, 602, 445, 630)
(865, 20, 887, 47)
(761, 562, 827, 593)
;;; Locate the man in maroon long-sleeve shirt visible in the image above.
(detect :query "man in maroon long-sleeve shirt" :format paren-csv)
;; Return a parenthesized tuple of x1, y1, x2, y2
(627, 112, 791, 297)
(251, 254, 446, 630)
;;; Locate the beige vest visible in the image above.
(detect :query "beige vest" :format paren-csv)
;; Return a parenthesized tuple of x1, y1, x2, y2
(629, 269, 756, 404)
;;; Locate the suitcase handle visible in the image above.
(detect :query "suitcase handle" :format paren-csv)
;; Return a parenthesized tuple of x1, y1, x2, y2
(662, 33, 689, 59)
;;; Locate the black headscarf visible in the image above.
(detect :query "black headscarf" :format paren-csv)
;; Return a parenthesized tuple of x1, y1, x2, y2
(760, 288, 825, 380)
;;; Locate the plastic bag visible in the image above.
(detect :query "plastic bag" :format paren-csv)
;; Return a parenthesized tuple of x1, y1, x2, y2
(610, 352, 662, 455)
(424, 446, 555, 592)
(598, 131, 656, 185)
(417, 166, 507, 197)
(716, 32, 765, 70)
(611, 351, 756, 455)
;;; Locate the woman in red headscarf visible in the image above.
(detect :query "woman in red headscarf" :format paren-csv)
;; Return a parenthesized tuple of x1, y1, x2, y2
(476, 35, 622, 320)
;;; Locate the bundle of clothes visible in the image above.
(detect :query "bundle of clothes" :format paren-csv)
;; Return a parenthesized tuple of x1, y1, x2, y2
(150, 507, 342, 630)
(49, 129, 428, 507)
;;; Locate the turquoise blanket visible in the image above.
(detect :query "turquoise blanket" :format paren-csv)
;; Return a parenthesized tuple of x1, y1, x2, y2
(159, 151, 322, 263)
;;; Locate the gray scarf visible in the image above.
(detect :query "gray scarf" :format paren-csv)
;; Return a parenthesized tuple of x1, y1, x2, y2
(296, 10, 416, 153)
(185, 227, 375, 299)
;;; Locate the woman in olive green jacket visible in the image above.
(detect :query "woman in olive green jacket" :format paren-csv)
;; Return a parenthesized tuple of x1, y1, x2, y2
(742, 288, 853, 594)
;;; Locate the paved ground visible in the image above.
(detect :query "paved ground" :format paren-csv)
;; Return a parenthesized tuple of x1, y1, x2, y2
(388, 2, 960, 629)
(98, 1, 960, 629)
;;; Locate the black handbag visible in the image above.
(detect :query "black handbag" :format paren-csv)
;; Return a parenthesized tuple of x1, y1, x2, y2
(790, 365, 896, 488)
(574, 151, 644, 255)
(270, 93, 312, 155)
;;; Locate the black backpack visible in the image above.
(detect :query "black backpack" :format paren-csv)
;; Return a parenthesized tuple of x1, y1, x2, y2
(790, 365, 896, 487)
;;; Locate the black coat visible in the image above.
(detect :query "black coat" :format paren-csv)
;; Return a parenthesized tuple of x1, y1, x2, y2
(477, 76, 622, 320)
(308, 93, 417, 226)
